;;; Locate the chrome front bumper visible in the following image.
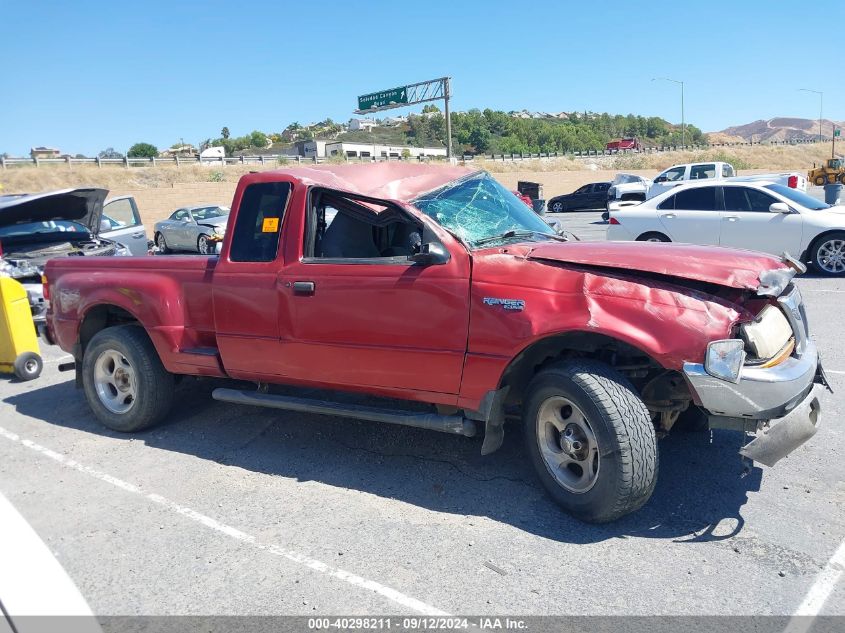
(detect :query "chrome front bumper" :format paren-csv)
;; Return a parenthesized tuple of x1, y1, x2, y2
(682, 284, 827, 465)
(682, 339, 819, 419)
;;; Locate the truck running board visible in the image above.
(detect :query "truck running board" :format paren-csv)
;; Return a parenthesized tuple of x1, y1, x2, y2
(211, 388, 477, 438)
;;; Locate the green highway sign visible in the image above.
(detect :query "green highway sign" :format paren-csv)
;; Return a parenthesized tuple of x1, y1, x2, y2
(835, 129, 841, 137)
(357, 86, 408, 112)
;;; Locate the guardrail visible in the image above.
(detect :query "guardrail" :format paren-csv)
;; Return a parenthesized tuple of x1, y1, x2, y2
(0, 138, 824, 169)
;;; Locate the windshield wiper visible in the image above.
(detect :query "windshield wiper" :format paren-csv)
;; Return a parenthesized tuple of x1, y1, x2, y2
(473, 229, 567, 247)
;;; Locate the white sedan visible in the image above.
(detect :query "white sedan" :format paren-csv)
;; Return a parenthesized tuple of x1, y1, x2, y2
(606, 180, 845, 275)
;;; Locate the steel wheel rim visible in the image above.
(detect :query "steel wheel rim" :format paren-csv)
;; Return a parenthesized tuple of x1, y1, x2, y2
(24, 358, 38, 374)
(817, 239, 845, 273)
(93, 349, 137, 414)
(647, 236, 664, 242)
(156, 234, 166, 249)
(198, 235, 210, 254)
(551, 202, 563, 212)
(536, 395, 600, 493)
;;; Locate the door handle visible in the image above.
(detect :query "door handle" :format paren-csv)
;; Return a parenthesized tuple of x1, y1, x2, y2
(131, 232, 145, 238)
(292, 281, 316, 295)
(661, 213, 676, 219)
(723, 215, 739, 221)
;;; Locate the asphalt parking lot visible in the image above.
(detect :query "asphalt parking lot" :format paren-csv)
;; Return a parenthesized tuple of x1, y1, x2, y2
(1, 206, 843, 621)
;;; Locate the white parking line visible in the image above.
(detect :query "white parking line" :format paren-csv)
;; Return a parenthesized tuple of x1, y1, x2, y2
(0, 425, 449, 616)
(826, 370, 845, 375)
(783, 540, 845, 633)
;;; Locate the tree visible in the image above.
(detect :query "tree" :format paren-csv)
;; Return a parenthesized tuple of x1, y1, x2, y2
(98, 147, 123, 159)
(221, 127, 230, 139)
(422, 104, 440, 113)
(127, 142, 158, 158)
(249, 130, 268, 148)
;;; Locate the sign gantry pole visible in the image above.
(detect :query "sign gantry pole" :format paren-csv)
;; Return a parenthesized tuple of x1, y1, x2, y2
(355, 76, 453, 159)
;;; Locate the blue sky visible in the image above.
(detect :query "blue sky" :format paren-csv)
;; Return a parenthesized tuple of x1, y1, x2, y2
(2, 0, 843, 156)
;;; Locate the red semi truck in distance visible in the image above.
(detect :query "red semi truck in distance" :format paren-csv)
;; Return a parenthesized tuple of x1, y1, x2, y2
(606, 138, 643, 152)
(44, 164, 827, 523)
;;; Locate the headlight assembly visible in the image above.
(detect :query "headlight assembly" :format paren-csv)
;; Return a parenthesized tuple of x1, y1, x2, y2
(705, 339, 746, 383)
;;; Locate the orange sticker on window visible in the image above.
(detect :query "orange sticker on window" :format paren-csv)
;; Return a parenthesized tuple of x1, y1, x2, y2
(261, 217, 279, 233)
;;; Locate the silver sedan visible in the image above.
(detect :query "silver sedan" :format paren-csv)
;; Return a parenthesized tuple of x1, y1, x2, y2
(153, 205, 229, 254)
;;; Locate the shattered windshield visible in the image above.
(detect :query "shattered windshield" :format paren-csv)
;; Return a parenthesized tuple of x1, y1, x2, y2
(413, 172, 555, 247)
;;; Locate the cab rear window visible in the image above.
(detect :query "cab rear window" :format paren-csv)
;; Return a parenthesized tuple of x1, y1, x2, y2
(229, 182, 291, 262)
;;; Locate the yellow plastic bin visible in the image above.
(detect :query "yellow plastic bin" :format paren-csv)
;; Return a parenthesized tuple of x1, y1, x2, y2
(0, 277, 43, 381)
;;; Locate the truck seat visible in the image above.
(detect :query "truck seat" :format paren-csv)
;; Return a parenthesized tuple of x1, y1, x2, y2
(320, 212, 380, 258)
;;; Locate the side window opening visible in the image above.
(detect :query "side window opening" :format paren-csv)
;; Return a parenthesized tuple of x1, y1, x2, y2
(229, 181, 291, 262)
(690, 164, 716, 180)
(103, 198, 139, 228)
(306, 190, 422, 261)
(656, 194, 675, 210)
(673, 187, 717, 211)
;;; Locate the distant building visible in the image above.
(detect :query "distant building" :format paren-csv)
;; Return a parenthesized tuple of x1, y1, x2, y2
(30, 146, 60, 159)
(348, 118, 377, 132)
(381, 116, 408, 126)
(324, 142, 446, 159)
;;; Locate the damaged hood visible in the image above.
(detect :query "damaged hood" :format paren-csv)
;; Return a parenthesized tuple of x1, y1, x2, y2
(0, 188, 108, 234)
(525, 241, 792, 292)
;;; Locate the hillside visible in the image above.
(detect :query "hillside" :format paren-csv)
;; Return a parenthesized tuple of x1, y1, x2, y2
(717, 117, 843, 142)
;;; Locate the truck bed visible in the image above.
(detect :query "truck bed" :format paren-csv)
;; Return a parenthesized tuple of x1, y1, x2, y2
(46, 255, 223, 376)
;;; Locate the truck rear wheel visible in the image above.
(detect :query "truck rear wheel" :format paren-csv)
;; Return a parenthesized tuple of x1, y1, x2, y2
(814, 175, 827, 186)
(82, 325, 175, 432)
(523, 360, 658, 523)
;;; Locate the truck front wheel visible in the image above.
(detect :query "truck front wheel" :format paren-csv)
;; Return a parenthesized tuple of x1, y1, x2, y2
(82, 325, 175, 432)
(523, 360, 658, 523)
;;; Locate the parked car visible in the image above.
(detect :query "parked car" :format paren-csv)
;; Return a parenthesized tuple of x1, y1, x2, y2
(547, 182, 611, 212)
(607, 179, 845, 275)
(0, 188, 131, 326)
(648, 161, 806, 199)
(154, 205, 230, 254)
(44, 164, 826, 523)
(101, 195, 148, 255)
(606, 173, 652, 208)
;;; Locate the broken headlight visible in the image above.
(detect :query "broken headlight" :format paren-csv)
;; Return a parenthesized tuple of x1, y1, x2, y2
(740, 304, 793, 361)
(0, 258, 39, 279)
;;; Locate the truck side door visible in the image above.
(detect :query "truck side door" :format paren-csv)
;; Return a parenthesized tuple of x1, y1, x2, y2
(212, 180, 294, 377)
(278, 189, 471, 396)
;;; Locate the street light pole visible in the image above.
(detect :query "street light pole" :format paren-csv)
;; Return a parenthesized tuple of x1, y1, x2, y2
(652, 77, 685, 147)
(798, 88, 823, 142)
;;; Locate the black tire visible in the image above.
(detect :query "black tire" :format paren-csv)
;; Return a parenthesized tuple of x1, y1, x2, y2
(810, 231, 845, 276)
(814, 175, 826, 186)
(522, 360, 658, 523)
(839, 174, 845, 186)
(636, 232, 670, 242)
(155, 232, 169, 254)
(82, 325, 175, 432)
(197, 234, 211, 255)
(13, 352, 42, 381)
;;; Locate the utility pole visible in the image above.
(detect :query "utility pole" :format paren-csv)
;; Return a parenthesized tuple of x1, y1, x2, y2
(798, 88, 823, 142)
(652, 77, 685, 147)
(443, 77, 452, 159)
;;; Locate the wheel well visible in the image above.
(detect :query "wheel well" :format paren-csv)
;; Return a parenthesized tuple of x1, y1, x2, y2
(803, 229, 845, 262)
(79, 305, 139, 354)
(497, 332, 663, 408)
(636, 231, 669, 241)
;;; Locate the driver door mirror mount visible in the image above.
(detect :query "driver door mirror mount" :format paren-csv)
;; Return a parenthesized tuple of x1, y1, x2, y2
(769, 202, 791, 214)
(408, 242, 449, 265)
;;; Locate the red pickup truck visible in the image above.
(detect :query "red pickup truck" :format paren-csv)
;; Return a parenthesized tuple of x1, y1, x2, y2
(44, 164, 827, 523)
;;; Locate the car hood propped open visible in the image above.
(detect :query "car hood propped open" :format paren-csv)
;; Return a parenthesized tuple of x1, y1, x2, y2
(525, 241, 792, 292)
(0, 188, 108, 234)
